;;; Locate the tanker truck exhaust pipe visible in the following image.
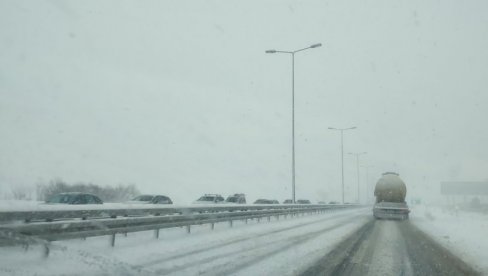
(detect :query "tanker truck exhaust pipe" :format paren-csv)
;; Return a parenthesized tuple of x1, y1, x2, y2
(373, 172, 410, 220)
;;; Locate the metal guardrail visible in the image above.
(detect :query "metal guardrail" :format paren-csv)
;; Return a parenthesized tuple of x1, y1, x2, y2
(0, 204, 360, 256)
(0, 204, 357, 223)
(0, 204, 339, 223)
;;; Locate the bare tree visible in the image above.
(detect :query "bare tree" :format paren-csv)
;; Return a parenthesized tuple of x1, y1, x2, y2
(11, 185, 32, 200)
(36, 179, 140, 202)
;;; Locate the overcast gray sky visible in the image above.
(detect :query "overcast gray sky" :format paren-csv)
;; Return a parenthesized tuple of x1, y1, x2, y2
(1, 0, 487, 203)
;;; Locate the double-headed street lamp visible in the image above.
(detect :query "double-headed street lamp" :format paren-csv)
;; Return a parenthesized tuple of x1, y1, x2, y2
(266, 43, 322, 204)
(328, 127, 356, 204)
(349, 151, 367, 203)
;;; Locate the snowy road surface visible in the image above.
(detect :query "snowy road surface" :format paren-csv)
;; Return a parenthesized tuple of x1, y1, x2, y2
(410, 205, 488, 274)
(302, 219, 479, 275)
(1, 208, 369, 275)
(0, 206, 484, 275)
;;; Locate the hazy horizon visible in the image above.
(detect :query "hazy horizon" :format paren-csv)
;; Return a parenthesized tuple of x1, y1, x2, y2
(1, 0, 487, 204)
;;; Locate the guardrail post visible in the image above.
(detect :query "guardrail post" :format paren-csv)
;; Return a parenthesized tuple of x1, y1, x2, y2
(186, 225, 191, 234)
(245, 218, 248, 224)
(211, 223, 215, 230)
(110, 233, 116, 247)
(154, 229, 160, 239)
(229, 220, 233, 227)
(257, 218, 261, 223)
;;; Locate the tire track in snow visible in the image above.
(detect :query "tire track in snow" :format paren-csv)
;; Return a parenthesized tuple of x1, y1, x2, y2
(301, 220, 480, 276)
(154, 213, 368, 275)
(141, 209, 363, 267)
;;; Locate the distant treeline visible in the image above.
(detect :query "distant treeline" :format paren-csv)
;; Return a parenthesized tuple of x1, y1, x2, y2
(36, 179, 140, 202)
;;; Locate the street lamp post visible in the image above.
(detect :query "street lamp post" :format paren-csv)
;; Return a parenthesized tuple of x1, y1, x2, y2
(349, 152, 367, 204)
(266, 43, 322, 204)
(328, 127, 356, 204)
(361, 165, 374, 203)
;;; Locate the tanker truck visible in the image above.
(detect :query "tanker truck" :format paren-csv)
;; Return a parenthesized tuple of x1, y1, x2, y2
(373, 172, 410, 220)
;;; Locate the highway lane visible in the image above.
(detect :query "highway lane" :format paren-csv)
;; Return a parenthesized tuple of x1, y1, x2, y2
(138, 208, 371, 275)
(2, 207, 480, 276)
(301, 219, 480, 276)
(0, 207, 371, 275)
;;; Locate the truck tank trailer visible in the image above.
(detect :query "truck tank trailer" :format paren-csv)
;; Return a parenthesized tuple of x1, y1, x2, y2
(373, 172, 410, 220)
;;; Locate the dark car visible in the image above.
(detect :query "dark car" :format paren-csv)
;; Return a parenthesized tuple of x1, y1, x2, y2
(283, 199, 293, 204)
(128, 194, 173, 204)
(225, 193, 246, 204)
(45, 192, 103, 205)
(254, 199, 279, 204)
(193, 194, 225, 204)
(296, 199, 311, 204)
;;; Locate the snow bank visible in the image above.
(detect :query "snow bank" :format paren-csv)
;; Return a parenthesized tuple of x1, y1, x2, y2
(410, 204, 488, 274)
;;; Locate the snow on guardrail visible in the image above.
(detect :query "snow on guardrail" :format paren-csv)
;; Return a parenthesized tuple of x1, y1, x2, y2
(0, 204, 362, 256)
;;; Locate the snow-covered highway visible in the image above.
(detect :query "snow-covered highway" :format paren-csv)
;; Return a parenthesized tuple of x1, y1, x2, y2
(1, 206, 486, 275)
(1, 208, 368, 275)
